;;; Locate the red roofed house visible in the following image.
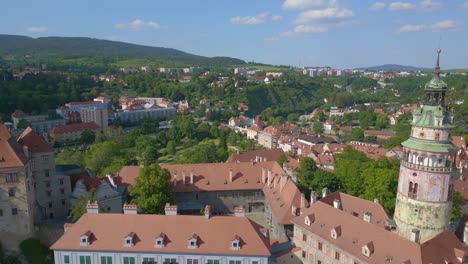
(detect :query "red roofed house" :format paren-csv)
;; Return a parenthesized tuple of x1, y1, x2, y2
(0, 122, 35, 249)
(116, 161, 306, 239)
(51, 122, 100, 144)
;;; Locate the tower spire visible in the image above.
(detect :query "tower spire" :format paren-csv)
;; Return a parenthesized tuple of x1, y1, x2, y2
(434, 48, 442, 80)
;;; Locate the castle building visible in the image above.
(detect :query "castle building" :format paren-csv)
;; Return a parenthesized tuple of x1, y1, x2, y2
(394, 49, 458, 243)
(291, 50, 467, 263)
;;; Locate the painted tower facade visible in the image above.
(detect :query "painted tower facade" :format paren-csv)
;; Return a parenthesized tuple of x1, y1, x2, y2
(394, 49, 458, 243)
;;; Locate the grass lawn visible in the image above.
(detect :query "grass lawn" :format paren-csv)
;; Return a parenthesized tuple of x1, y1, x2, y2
(20, 239, 53, 264)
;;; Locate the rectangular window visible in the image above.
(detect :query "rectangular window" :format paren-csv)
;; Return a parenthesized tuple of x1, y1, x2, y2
(143, 257, 156, 264)
(186, 260, 199, 264)
(46, 181, 51, 188)
(5, 173, 18, 182)
(12, 208, 18, 215)
(45, 169, 50, 177)
(207, 261, 220, 264)
(252, 262, 258, 264)
(317, 261, 322, 264)
(46, 191, 52, 197)
(80, 256, 91, 264)
(318, 242, 323, 251)
(228, 261, 241, 264)
(302, 233, 307, 242)
(335, 252, 340, 260)
(101, 256, 113, 264)
(60, 178, 64, 185)
(164, 258, 177, 264)
(0, 209, 3, 216)
(123, 257, 136, 264)
(8, 188, 15, 197)
(302, 251, 306, 258)
(64, 256, 70, 264)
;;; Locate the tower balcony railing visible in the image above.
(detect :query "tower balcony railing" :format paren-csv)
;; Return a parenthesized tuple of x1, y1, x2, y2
(401, 160, 454, 173)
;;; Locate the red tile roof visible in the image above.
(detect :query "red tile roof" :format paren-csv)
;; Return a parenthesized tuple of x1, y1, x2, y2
(70, 171, 104, 191)
(51, 213, 271, 257)
(0, 123, 29, 168)
(364, 130, 396, 137)
(51, 122, 100, 134)
(17, 127, 53, 153)
(226, 149, 285, 163)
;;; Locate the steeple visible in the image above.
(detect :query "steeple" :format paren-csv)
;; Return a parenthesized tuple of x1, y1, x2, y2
(424, 48, 447, 106)
(434, 48, 442, 80)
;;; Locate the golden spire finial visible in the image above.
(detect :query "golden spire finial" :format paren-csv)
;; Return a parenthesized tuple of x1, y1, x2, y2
(437, 48, 442, 54)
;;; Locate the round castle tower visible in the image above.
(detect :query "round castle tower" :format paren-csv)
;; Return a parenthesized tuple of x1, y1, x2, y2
(393, 49, 458, 243)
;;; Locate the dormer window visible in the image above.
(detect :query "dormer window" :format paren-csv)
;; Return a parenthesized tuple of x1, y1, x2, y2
(362, 242, 374, 257)
(155, 233, 166, 248)
(231, 235, 241, 250)
(80, 231, 92, 246)
(304, 214, 314, 226)
(188, 233, 199, 249)
(124, 232, 136, 247)
(331, 226, 341, 239)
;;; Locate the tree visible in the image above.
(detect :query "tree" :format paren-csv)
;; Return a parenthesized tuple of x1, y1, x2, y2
(451, 192, 463, 221)
(309, 170, 342, 195)
(17, 119, 31, 129)
(129, 164, 175, 214)
(277, 154, 288, 167)
(313, 121, 324, 134)
(69, 192, 93, 221)
(351, 127, 364, 141)
(143, 145, 159, 165)
(80, 129, 96, 144)
(166, 140, 176, 155)
(296, 157, 318, 197)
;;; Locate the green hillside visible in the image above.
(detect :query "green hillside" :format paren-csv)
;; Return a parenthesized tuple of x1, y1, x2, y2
(0, 35, 245, 66)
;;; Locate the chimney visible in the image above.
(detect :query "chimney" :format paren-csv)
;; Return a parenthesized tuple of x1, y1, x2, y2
(322, 187, 328, 198)
(262, 167, 266, 184)
(64, 223, 74, 232)
(291, 205, 297, 216)
(234, 205, 245, 217)
(182, 170, 186, 185)
(190, 170, 194, 184)
(411, 229, 420, 243)
(333, 199, 341, 209)
(267, 169, 272, 186)
(164, 203, 177, 215)
(173, 171, 177, 186)
(310, 191, 318, 205)
(363, 212, 372, 223)
(373, 198, 379, 204)
(273, 176, 278, 189)
(123, 202, 138, 214)
(229, 167, 233, 183)
(301, 193, 306, 209)
(464, 222, 468, 245)
(86, 200, 99, 214)
(204, 205, 211, 220)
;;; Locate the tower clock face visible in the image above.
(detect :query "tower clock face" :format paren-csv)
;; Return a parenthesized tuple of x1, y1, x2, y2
(419, 132, 425, 137)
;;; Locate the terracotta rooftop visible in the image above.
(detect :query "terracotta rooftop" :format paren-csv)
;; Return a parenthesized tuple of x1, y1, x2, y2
(0, 123, 29, 168)
(70, 171, 105, 191)
(363, 130, 396, 137)
(51, 122, 100, 134)
(51, 213, 271, 256)
(298, 134, 336, 145)
(292, 199, 466, 264)
(17, 127, 53, 153)
(226, 148, 285, 163)
(452, 136, 466, 150)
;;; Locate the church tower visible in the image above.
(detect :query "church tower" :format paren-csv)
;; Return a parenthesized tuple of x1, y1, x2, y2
(393, 49, 458, 243)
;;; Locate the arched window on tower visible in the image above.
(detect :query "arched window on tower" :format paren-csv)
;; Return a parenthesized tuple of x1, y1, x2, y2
(435, 133, 440, 141)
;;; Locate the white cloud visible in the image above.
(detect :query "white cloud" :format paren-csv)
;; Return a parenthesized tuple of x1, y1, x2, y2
(281, 24, 328, 37)
(272, 15, 283, 21)
(369, 2, 386, 10)
(230, 13, 282, 24)
(420, 0, 442, 9)
(389, 2, 417, 11)
(399, 19, 456, 32)
(282, 0, 325, 10)
(295, 7, 354, 23)
(462, 2, 468, 9)
(114, 19, 160, 31)
(27, 26, 48, 32)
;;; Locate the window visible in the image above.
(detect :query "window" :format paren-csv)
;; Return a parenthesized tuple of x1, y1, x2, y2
(46, 181, 51, 188)
(80, 256, 91, 264)
(60, 178, 64, 185)
(64, 255, 70, 264)
(45, 170, 50, 177)
(318, 242, 323, 251)
(317, 261, 322, 264)
(252, 262, 258, 264)
(229, 261, 241, 264)
(123, 257, 136, 264)
(164, 258, 177, 264)
(302, 251, 306, 258)
(186, 260, 199, 264)
(142, 257, 156, 264)
(207, 261, 220, 264)
(8, 188, 15, 197)
(0, 209, 3, 217)
(302, 233, 307, 242)
(335, 252, 340, 260)
(408, 182, 418, 199)
(101, 256, 113, 264)
(62, 199, 66, 206)
(5, 173, 18, 182)
(48, 202, 53, 208)
(12, 208, 18, 215)
(46, 191, 52, 197)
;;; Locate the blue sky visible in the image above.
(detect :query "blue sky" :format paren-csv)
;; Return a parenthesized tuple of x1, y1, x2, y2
(1, 0, 468, 69)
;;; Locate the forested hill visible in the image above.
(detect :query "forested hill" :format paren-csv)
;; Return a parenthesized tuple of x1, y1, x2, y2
(355, 64, 431, 72)
(0, 35, 245, 66)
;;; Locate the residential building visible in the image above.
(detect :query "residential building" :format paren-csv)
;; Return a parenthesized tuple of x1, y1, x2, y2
(51, 207, 270, 264)
(17, 127, 71, 221)
(50, 122, 100, 144)
(363, 129, 396, 140)
(257, 132, 278, 149)
(0, 122, 35, 249)
(11, 110, 65, 133)
(114, 107, 177, 125)
(234, 67, 248, 76)
(80, 107, 108, 129)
